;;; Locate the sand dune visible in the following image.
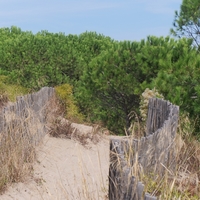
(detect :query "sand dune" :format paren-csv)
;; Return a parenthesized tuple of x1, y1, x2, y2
(0, 133, 109, 200)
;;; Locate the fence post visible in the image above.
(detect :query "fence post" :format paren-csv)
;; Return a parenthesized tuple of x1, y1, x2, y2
(109, 98, 179, 200)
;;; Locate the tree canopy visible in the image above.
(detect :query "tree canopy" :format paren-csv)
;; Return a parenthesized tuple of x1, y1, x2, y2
(0, 26, 200, 136)
(77, 36, 200, 134)
(171, 0, 200, 48)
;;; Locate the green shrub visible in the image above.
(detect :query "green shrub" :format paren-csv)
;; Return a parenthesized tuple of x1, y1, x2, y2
(0, 75, 29, 102)
(55, 84, 84, 122)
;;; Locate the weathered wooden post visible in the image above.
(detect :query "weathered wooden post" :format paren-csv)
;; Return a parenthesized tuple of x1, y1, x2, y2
(109, 98, 179, 200)
(0, 87, 55, 145)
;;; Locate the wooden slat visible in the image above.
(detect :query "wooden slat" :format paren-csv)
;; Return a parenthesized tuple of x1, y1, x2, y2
(0, 87, 55, 146)
(109, 98, 179, 199)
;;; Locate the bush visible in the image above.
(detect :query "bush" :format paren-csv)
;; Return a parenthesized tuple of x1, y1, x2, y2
(0, 75, 29, 102)
(55, 84, 84, 122)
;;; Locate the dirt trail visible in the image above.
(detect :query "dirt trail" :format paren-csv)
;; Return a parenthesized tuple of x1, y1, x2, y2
(0, 131, 110, 200)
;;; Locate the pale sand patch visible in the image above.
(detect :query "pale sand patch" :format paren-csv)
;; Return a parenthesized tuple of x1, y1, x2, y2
(0, 134, 109, 200)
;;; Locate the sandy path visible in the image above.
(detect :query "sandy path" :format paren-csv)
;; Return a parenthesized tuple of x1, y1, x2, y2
(0, 134, 110, 200)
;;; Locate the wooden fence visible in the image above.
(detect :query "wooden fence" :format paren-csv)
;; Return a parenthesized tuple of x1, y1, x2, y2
(109, 98, 179, 200)
(0, 87, 55, 145)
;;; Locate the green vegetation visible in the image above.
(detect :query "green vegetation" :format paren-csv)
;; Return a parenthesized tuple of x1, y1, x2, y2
(0, 2, 200, 198)
(55, 84, 83, 122)
(0, 21, 199, 136)
(0, 75, 29, 102)
(171, 0, 200, 48)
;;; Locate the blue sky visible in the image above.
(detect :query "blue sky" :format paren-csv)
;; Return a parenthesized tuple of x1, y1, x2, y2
(0, 0, 182, 41)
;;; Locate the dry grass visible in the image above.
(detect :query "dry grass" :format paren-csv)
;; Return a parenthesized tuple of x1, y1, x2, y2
(40, 95, 109, 199)
(0, 109, 40, 194)
(0, 92, 8, 111)
(1, 90, 198, 199)
(46, 95, 103, 147)
(0, 84, 40, 194)
(0, 86, 53, 195)
(109, 116, 200, 199)
(50, 119, 102, 147)
(61, 143, 109, 200)
(174, 136, 200, 198)
(26, 134, 109, 200)
(138, 135, 200, 199)
(0, 91, 109, 199)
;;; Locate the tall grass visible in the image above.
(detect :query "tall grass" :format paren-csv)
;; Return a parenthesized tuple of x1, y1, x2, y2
(0, 110, 38, 193)
(46, 96, 199, 199)
(46, 94, 103, 147)
(44, 94, 109, 199)
(0, 75, 29, 102)
(36, 140, 109, 200)
(0, 83, 50, 194)
(109, 115, 200, 199)
(0, 85, 198, 199)
(143, 134, 200, 199)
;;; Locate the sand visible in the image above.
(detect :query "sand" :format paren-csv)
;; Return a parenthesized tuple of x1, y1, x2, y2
(0, 130, 110, 200)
